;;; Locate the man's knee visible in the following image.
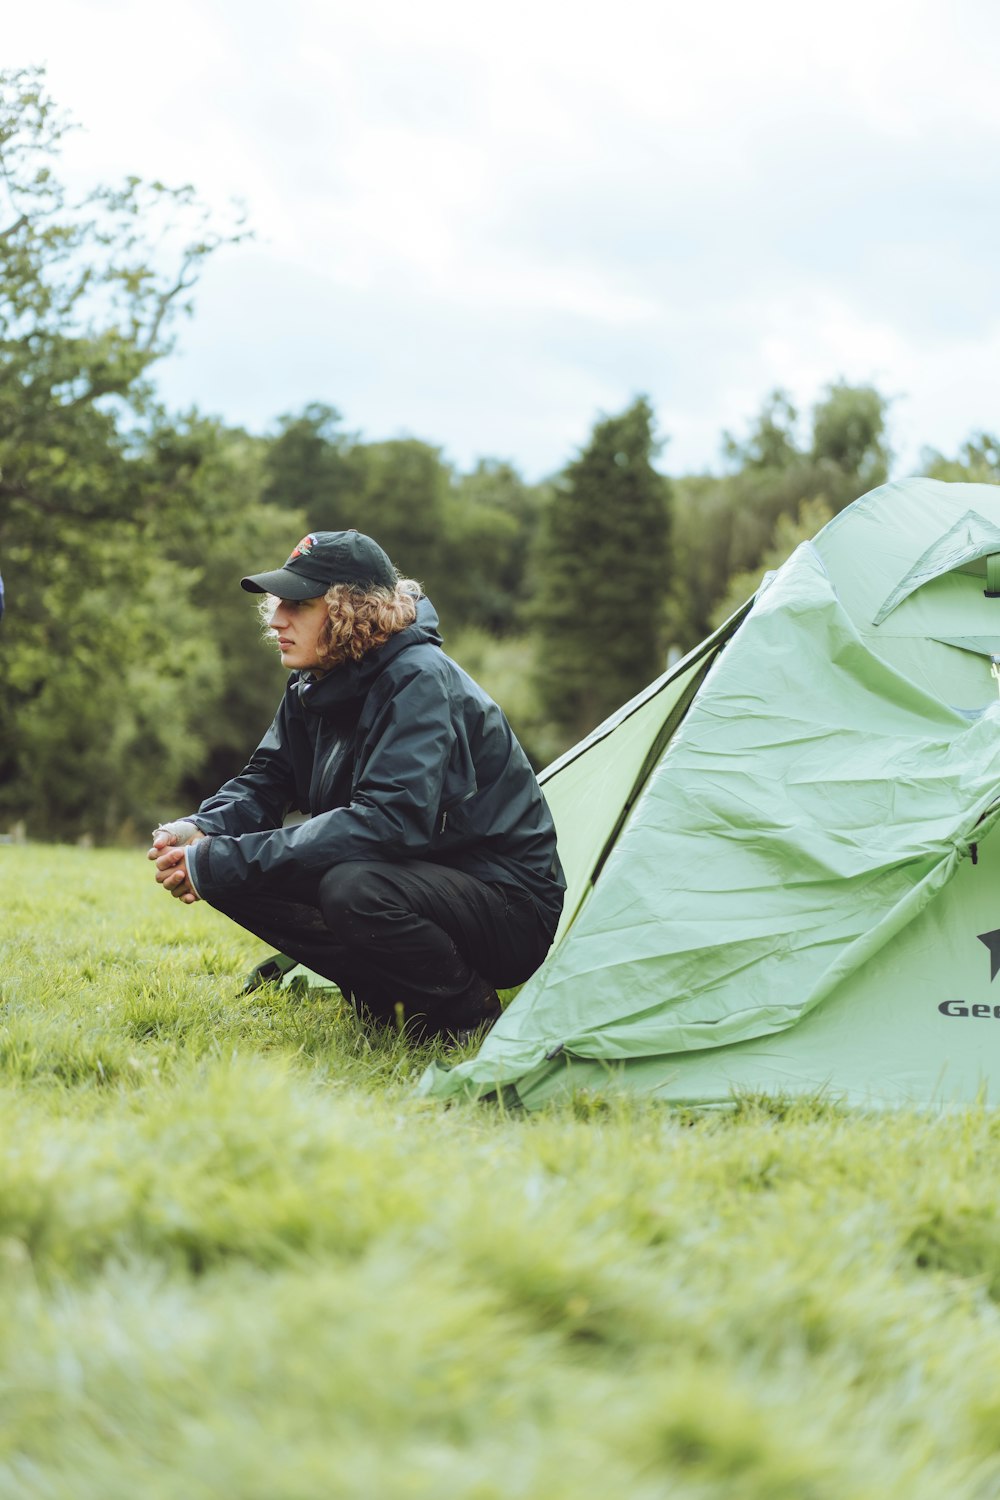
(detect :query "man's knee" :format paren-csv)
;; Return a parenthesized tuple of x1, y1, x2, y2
(318, 862, 392, 930)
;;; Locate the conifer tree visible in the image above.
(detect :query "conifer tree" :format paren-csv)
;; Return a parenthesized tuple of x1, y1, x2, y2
(532, 397, 671, 744)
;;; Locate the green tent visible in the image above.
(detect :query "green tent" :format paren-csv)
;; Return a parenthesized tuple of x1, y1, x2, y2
(421, 476, 1000, 1109)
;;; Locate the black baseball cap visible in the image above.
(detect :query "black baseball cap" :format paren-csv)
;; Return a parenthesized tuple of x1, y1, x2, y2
(240, 530, 397, 599)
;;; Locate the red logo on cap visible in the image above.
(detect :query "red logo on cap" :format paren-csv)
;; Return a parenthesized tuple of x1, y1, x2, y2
(288, 534, 317, 561)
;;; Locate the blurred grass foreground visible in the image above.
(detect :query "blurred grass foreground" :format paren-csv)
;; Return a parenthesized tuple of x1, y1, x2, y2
(4, 845, 1000, 1496)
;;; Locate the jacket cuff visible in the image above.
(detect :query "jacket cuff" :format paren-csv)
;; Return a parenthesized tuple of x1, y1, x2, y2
(186, 839, 205, 899)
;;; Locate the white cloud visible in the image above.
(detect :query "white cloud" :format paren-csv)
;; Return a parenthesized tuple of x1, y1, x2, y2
(6, 0, 1000, 476)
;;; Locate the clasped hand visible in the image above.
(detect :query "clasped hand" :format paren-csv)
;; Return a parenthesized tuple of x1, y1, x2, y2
(148, 826, 207, 904)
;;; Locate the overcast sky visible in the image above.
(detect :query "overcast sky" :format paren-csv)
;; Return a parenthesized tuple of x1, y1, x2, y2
(8, 0, 1000, 479)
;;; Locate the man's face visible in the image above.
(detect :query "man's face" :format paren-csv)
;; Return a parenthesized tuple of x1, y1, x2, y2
(267, 595, 329, 671)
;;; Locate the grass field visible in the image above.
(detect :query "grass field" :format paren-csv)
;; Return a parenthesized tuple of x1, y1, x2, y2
(3, 845, 1000, 1497)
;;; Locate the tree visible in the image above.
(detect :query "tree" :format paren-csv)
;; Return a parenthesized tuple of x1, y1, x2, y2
(665, 393, 809, 652)
(708, 497, 834, 630)
(261, 403, 359, 514)
(262, 423, 460, 610)
(135, 415, 299, 806)
(352, 438, 451, 585)
(0, 67, 249, 839)
(260, 408, 549, 641)
(531, 397, 671, 743)
(921, 431, 1000, 484)
(810, 381, 890, 499)
(722, 389, 800, 472)
(664, 382, 892, 653)
(439, 460, 544, 636)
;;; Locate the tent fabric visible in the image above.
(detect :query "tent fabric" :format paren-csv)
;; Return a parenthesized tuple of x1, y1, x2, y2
(420, 477, 1000, 1109)
(872, 510, 1000, 623)
(538, 608, 749, 945)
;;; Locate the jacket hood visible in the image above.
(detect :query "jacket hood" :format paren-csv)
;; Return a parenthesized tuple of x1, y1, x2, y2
(296, 595, 443, 713)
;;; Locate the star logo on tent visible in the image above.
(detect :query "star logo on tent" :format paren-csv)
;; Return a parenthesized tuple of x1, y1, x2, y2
(978, 928, 1000, 982)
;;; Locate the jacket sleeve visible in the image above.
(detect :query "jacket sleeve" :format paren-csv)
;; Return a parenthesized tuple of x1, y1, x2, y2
(186, 700, 299, 840)
(189, 669, 458, 898)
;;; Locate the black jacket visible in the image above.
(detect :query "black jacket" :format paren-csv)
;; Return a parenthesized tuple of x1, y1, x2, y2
(186, 599, 565, 926)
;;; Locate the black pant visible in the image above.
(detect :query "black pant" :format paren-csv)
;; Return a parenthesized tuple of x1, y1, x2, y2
(208, 859, 556, 1032)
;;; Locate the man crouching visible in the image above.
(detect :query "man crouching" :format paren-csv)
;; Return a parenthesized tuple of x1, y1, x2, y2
(149, 529, 565, 1040)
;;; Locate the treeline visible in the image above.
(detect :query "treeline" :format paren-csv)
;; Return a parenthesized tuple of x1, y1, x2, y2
(1, 68, 998, 843)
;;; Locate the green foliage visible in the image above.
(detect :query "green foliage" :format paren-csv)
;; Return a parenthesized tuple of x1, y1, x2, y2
(921, 431, 1000, 484)
(441, 460, 545, 635)
(666, 383, 891, 650)
(445, 626, 564, 769)
(262, 411, 548, 638)
(264, 423, 453, 590)
(709, 497, 834, 630)
(0, 69, 267, 838)
(531, 397, 672, 744)
(261, 401, 358, 513)
(353, 437, 452, 587)
(135, 413, 303, 800)
(7, 845, 1000, 1494)
(811, 380, 890, 492)
(9, 559, 218, 841)
(722, 388, 800, 471)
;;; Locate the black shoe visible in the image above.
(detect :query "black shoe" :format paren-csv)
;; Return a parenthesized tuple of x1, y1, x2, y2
(445, 990, 503, 1046)
(240, 951, 298, 995)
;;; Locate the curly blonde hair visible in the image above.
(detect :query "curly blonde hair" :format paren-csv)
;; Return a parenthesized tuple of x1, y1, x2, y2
(259, 579, 421, 669)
